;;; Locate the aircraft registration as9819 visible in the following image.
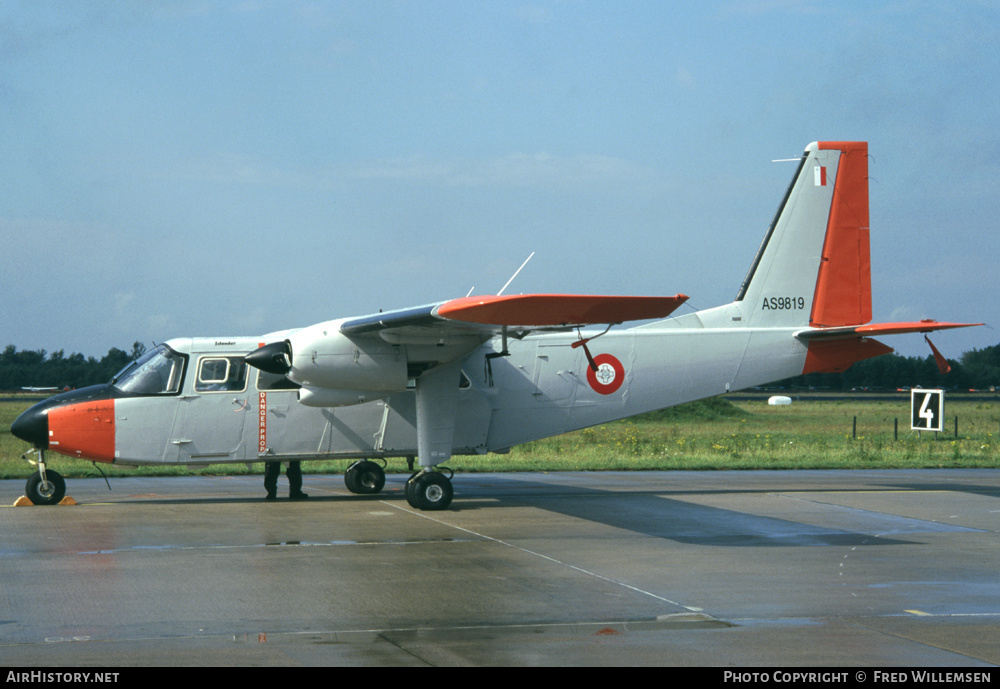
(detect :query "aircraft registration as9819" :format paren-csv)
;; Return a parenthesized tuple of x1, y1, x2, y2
(11, 142, 981, 509)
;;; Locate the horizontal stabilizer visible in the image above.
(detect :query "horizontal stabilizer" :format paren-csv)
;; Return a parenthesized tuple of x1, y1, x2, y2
(797, 320, 983, 375)
(797, 320, 983, 341)
(435, 294, 689, 327)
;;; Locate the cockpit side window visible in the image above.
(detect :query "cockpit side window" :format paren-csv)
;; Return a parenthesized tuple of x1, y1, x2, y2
(112, 345, 188, 396)
(196, 356, 248, 392)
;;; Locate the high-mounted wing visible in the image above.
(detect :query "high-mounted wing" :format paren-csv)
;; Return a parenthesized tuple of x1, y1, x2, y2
(342, 293, 689, 338)
(246, 292, 690, 400)
(436, 294, 689, 327)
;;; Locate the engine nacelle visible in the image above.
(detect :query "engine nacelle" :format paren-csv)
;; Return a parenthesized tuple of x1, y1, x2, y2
(285, 321, 408, 393)
(297, 386, 388, 408)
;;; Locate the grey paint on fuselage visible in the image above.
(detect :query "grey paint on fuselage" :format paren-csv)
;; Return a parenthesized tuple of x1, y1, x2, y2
(112, 337, 496, 466)
(109, 312, 807, 468)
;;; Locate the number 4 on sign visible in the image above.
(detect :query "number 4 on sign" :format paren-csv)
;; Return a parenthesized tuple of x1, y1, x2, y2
(911, 389, 944, 432)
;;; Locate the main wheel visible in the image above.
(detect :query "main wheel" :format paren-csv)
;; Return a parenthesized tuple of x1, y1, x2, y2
(344, 460, 386, 495)
(26, 470, 66, 506)
(406, 471, 453, 511)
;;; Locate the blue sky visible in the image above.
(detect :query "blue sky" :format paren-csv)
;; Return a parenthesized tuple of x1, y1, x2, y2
(2, 1, 997, 360)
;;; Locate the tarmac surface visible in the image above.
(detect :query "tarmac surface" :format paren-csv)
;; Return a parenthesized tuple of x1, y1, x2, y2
(1, 469, 998, 667)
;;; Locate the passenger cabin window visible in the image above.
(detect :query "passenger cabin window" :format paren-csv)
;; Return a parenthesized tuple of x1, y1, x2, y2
(196, 356, 248, 392)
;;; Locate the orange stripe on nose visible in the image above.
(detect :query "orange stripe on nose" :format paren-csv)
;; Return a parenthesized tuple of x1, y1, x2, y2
(47, 400, 116, 462)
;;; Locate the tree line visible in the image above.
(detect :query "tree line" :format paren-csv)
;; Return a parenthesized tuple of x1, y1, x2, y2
(1, 342, 147, 391)
(1, 341, 998, 393)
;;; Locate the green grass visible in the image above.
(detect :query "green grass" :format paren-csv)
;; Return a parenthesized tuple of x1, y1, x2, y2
(2, 395, 998, 481)
(450, 395, 999, 473)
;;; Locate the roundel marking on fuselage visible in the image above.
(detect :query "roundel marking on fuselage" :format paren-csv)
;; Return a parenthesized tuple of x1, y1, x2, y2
(586, 353, 625, 395)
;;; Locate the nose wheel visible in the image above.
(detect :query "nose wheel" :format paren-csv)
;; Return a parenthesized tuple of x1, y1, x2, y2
(26, 468, 66, 506)
(21, 450, 66, 506)
(405, 470, 453, 511)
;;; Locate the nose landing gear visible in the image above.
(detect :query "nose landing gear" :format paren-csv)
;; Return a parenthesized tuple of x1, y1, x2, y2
(23, 450, 66, 506)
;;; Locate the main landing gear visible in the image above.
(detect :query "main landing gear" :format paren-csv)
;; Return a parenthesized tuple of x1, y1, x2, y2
(343, 459, 387, 495)
(405, 468, 454, 511)
(343, 459, 454, 510)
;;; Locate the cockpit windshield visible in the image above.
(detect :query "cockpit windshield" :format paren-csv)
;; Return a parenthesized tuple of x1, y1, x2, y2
(111, 344, 187, 396)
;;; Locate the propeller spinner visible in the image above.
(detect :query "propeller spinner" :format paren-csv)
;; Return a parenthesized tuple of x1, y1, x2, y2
(245, 341, 292, 376)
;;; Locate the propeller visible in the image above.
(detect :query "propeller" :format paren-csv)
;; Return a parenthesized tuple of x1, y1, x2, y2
(245, 341, 292, 376)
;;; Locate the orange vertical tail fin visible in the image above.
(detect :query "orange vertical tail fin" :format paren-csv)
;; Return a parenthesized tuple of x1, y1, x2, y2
(810, 141, 871, 327)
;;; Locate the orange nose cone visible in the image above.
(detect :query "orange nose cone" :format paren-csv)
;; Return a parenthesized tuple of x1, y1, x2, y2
(47, 400, 116, 462)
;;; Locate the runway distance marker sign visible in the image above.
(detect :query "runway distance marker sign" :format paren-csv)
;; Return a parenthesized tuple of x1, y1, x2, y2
(911, 389, 944, 432)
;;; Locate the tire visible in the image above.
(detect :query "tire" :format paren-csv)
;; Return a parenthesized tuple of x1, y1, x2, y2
(404, 471, 420, 505)
(344, 463, 359, 493)
(406, 472, 453, 511)
(345, 461, 385, 495)
(26, 470, 66, 506)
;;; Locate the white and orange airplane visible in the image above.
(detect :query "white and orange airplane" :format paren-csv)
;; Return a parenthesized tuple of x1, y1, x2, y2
(11, 142, 979, 509)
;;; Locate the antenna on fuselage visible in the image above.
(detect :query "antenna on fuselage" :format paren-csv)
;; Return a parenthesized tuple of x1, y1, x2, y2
(497, 252, 535, 296)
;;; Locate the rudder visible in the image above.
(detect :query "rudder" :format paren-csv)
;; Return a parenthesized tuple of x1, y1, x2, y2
(810, 141, 870, 327)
